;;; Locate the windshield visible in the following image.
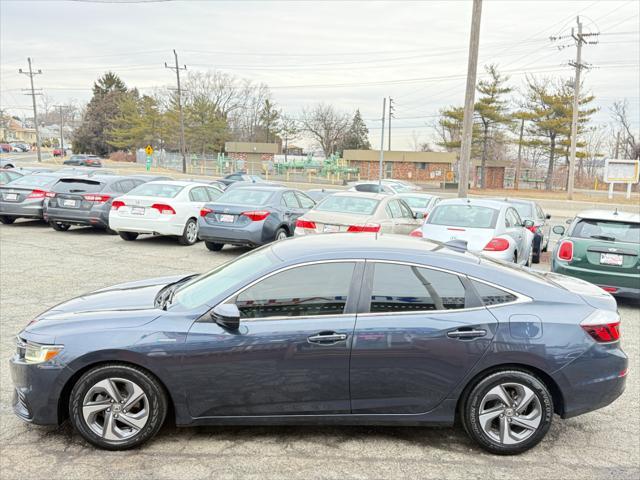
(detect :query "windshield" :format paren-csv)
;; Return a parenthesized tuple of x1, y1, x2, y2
(401, 195, 433, 209)
(128, 183, 183, 198)
(173, 246, 279, 309)
(572, 219, 639, 244)
(429, 205, 498, 228)
(315, 195, 380, 215)
(216, 188, 274, 205)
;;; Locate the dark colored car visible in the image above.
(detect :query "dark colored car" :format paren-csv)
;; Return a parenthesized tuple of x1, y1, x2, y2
(63, 154, 88, 166)
(198, 185, 315, 250)
(551, 209, 639, 299)
(0, 169, 24, 186)
(85, 155, 103, 167)
(10, 234, 627, 453)
(218, 172, 265, 187)
(57, 167, 117, 177)
(0, 173, 69, 224)
(0, 143, 13, 153)
(44, 175, 148, 232)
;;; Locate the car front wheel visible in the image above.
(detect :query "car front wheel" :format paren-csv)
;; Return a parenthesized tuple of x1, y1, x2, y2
(119, 232, 139, 241)
(205, 241, 224, 251)
(69, 364, 167, 450)
(0, 215, 16, 224)
(50, 221, 71, 231)
(461, 370, 553, 455)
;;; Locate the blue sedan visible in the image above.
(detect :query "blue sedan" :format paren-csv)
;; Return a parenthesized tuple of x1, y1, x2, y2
(10, 234, 627, 454)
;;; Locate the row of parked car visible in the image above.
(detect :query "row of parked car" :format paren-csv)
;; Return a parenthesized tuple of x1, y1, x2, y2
(1, 167, 638, 298)
(0, 142, 31, 153)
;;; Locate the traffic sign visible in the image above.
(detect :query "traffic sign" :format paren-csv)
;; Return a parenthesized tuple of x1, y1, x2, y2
(145, 145, 153, 156)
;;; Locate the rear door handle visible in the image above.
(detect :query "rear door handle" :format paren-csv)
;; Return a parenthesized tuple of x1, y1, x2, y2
(447, 329, 487, 339)
(307, 332, 348, 344)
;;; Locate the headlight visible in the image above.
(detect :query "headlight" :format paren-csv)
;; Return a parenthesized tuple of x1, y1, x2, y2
(24, 342, 64, 364)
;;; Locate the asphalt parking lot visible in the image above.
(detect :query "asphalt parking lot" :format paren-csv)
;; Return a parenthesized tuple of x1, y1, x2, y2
(1, 219, 638, 480)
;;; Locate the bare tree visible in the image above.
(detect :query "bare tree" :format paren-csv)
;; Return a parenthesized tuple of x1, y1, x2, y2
(610, 100, 639, 159)
(302, 104, 350, 157)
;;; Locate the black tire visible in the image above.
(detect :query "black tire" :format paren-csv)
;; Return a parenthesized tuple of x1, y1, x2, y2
(205, 241, 224, 251)
(104, 226, 118, 235)
(274, 227, 288, 242)
(178, 218, 198, 246)
(0, 215, 16, 224)
(461, 370, 553, 455)
(68, 363, 167, 451)
(50, 221, 71, 231)
(532, 251, 541, 264)
(119, 231, 139, 241)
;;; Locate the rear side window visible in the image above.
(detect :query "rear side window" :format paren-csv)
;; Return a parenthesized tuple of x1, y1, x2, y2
(429, 205, 498, 228)
(355, 184, 381, 193)
(572, 219, 639, 244)
(369, 263, 466, 312)
(470, 280, 517, 306)
(218, 189, 273, 205)
(386, 200, 403, 218)
(281, 191, 300, 208)
(205, 187, 223, 201)
(189, 187, 209, 202)
(53, 179, 104, 193)
(401, 195, 432, 209)
(316, 195, 379, 215)
(295, 192, 315, 209)
(128, 183, 184, 198)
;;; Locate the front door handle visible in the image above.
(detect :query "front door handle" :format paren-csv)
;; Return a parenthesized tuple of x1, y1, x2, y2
(307, 331, 348, 344)
(447, 329, 487, 339)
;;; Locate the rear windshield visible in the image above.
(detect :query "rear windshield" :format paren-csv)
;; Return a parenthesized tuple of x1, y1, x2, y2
(217, 189, 274, 205)
(128, 183, 183, 198)
(53, 178, 104, 193)
(315, 195, 380, 215)
(429, 205, 498, 228)
(572, 219, 640, 244)
(3, 175, 57, 188)
(401, 195, 433, 209)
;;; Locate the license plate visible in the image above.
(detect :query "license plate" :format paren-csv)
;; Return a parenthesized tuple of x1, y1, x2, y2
(131, 206, 145, 215)
(5, 193, 18, 201)
(600, 253, 623, 266)
(62, 199, 77, 208)
(323, 224, 340, 233)
(219, 214, 235, 223)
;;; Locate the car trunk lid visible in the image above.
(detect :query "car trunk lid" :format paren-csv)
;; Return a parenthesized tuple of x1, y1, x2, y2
(421, 224, 495, 251)
(303, 211, 374, 233)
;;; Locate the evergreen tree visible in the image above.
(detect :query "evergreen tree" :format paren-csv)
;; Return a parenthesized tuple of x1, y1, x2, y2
(340, 109, 371, 151)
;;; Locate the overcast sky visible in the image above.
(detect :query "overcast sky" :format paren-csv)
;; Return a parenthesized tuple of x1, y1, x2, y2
(1, 0, 638, 149)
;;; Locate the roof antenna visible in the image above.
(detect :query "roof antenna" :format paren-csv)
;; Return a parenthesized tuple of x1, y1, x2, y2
(614, 208, 619, 216)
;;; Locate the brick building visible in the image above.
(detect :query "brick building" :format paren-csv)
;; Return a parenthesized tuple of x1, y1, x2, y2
(473, 159, 511, 189)
(225, 142, 279, 174)
(343, 150, 457, 183)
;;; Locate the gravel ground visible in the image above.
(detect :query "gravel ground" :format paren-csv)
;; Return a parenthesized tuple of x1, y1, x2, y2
(1, 219, 638, 480)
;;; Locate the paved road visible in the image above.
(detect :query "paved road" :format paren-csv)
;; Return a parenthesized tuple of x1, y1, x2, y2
(0, 218, 638, 480)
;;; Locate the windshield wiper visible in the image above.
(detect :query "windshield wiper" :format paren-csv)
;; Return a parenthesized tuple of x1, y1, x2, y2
(590, 234, 616, 242)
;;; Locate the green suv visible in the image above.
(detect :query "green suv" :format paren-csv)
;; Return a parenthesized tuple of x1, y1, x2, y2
(551, 210, 640, 299)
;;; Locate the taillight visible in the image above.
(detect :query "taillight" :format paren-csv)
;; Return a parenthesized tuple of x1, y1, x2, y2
(83, 194, 111, 203)
(581, 310, 621, 343)
(527, 225, 538, 234)
(410, 228, 423, 238)
(347, 223, 380, 233)
(557, 240, 573, 261)
(296, 218, 317, 229)
(45, 191, 56, 198)
(27, 189, 47, 199)
(152, 203, 176, 215)
(111, 200, 125, 210)
(600, 286, 618, 293)
(242, 210, 270, 221)
(200, 207, 212, 217)
(483, 238, 509, 251)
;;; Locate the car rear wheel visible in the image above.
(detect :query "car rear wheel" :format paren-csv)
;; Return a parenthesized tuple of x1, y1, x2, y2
(69, 364, 167, 451)
(50, 221, 71, 231)
(119, 232, 139, 241)
(274, 227, 288, 241)
(461, 370, 553, 455)
(0, 215, 16, 224)
(178, 218, 198, 246)
(205, 241, 224, 251)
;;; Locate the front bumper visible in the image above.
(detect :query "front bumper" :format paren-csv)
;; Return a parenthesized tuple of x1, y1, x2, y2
(45, 205, 109, 228)
(198, 219, 267, 246)
(552, 261, 640, 299)
(0, 200, 44, 219)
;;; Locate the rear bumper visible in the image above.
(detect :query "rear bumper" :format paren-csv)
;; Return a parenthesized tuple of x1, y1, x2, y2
(45, 206, 109, 228)
(198, 219, 266, 246)
(109, 214, 184, 236)
(552, 261, 640, 297)
(0, 200, 44, 219)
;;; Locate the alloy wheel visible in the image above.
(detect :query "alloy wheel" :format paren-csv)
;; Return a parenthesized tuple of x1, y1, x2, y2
(186, 221, 198, 243)
(276, 230, 287, 241)
(82, 377, 149, 442)
(477, 382, 542, 445)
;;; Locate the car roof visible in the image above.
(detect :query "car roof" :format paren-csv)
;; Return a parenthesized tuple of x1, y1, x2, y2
(330, 191, 387, 200)
(398, 192, 435, 197)
(437, 198, 506, 209)
(144, 180, 213, 187)
(224, 185, 286, 192)
(487, 197, 535, 206)
(576, 209, 640, 223)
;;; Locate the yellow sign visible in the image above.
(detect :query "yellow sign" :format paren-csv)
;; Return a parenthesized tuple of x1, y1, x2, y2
(145, 145, 153, 156)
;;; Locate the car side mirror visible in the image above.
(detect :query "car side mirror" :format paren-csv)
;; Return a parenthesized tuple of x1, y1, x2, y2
(565, 218, 572, 224)
(523, 219, 535, 228)
(211, 303, 240, 330)
(552, 225, 565, 235)
(545, 213, 551, 220)
(414, 211, 422, 219)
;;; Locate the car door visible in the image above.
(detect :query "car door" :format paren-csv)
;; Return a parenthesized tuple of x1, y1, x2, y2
(281, 190, 305, 231)
(186, 186, 211, 224)
(183, 261, 363, 417)
(503, 208, 524, 262)
(395, 199, 421, 234)
(349, 261, 498, 414)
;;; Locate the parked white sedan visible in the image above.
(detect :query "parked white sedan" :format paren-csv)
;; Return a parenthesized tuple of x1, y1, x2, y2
(415, 198, 535, 265)
(109, 181, 223, 245)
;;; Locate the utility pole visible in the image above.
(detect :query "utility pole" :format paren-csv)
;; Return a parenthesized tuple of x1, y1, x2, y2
(614, 131, 620, 158)
(514, 116, 525, 190)
(388, 97, 394, 151)
(458, 0, 482, 198)
(165, 50, 187, 173)
(53, 105, 65, 156)
(19, 58, 43, 162)
(378, 97, 386, 190)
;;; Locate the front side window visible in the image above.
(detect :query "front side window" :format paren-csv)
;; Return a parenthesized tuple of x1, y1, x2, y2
(398, 200, 414, 218)
(369, 263, 466, 312)
(235, 262, 356, 319)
